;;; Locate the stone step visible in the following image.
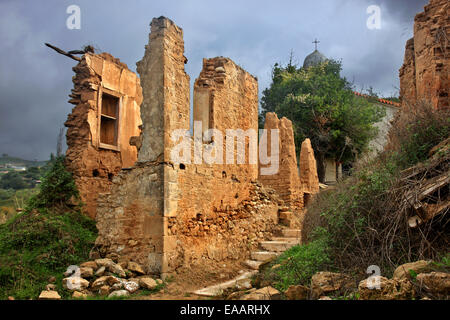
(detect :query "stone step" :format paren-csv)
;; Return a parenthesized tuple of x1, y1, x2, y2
(280, 229, 301, 238)
(192, 271, 257, 297)
(260, 241, 294, 252)
(271, 237, 301, 245)
(251, 251, 279, 261)
(243, 259, 265, 270)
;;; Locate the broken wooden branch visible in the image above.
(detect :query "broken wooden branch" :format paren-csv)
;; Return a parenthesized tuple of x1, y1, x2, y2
(45, 43, 81, 62)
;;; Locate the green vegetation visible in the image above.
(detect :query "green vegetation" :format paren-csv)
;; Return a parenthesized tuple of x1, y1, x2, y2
(264, 235, 332, 292)
(260, 58, 385, 182)
(0, 156, 97, 300)
(0, 166, 46, 190)
(261, 101, 450, 291)
(0, 188, 39, 208)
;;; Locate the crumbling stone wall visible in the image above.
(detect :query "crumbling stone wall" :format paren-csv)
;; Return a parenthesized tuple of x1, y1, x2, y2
(96, 17, 189, 277)
(299, 138, 319, 199)
(399, 0, 449, 110)
(94, 17, 282, 279)
(65, 52, 142, 219)
(259, 113, 303, 209)
(170, 56, 264, 276)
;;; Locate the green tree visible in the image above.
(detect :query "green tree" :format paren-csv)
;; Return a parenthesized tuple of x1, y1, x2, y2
(0, 172, 27, 190)
(261, 58, 385, 182)
(23, 167, 42, 180)
(30, 156, 79, 208)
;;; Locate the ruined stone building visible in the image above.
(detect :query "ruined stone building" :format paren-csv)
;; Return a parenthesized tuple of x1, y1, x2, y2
(62, 17, 320, 279)
(65, 52, 142, 219)
(399, 0, 449, 110)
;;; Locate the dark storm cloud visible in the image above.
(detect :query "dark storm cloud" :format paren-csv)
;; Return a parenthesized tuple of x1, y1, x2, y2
(0, 0, 429, 160)
(365, 0, 428, 24)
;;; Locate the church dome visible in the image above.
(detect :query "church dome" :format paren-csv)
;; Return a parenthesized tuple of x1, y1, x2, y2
(303, 50, 327, 68)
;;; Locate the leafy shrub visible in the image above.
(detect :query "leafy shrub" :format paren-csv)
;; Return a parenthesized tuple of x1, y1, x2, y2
(301, 101, 449, 277)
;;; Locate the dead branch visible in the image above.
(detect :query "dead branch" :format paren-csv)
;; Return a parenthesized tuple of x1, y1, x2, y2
(45, 43, 81, 62)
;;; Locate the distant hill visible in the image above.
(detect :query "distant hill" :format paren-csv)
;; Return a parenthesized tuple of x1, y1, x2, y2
(0, 155, 48, 168)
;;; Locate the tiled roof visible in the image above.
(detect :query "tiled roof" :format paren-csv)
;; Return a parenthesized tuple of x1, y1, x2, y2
(353, 91, 401, 108)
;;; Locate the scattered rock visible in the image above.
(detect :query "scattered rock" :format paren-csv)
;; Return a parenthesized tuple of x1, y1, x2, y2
(80, 261, 98, 270)
(91, 276, 121, 290)
(108, 290, 129, 298)
(95, 258, 114, 268)
(416, 272, 450, 296)
(80, 267, 94, 278)
(241, 286, 281, 300)
(139, 277, 158, 290)
(95, 266, 106, 277)
(310, 272, 355, 298)
(358, 275, 414, 300)
(124, 281, 140, 293)
(108, 263, 126, 278)
(235, 278, 252, 290)
(111, 281, 124, 291)
(46, 284, 56, 291)
(285, 285, 309, 300)
(62, 277, 89, 291)
(38, 290, 61, 300)
(72, 291, 88, 299)
(227, 292, 241, 300)
(393, 260, 432, 280)
(99, 285, 110, 296)
(127, 261, 145, 275)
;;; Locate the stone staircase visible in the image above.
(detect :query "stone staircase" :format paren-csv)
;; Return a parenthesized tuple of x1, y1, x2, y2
(244, 227, 301, 271)
(193, 226, 301, 297)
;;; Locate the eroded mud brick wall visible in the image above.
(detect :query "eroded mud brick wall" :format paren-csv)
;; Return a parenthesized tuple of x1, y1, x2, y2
(259, 113, 303, 208)
(65, 52, 142, 219)
(399, 0, 449, 110)
(95, 17, 280, 278)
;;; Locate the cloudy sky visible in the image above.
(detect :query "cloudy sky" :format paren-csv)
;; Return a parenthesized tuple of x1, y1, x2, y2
(0, 0, 428, 161)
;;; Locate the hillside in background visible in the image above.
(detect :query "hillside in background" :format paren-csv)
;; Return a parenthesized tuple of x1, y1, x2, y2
(0, 154, 47, 169)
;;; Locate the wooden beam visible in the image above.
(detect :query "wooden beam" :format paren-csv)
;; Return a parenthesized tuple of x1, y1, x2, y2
(45, 43, 81, 62)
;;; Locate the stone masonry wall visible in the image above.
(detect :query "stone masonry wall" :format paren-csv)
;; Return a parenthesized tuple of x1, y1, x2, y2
(65, 52, 142, 219)
(94, 17, 283, 279)
(96, 17, 189, 276)
(299, 138, 319, 196)
(399, 0, 449, 110)
(169, 57, 263, 276)
(259, 112, 303, 209)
